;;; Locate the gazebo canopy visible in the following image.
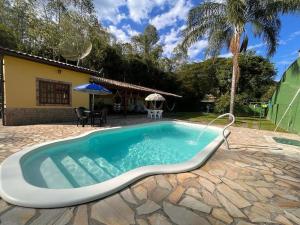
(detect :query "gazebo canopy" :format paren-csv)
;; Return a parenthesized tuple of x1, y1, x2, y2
(145, 93, 166, 101)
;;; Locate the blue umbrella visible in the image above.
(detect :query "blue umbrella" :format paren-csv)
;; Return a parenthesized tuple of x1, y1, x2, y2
(74, 83, 112, 110)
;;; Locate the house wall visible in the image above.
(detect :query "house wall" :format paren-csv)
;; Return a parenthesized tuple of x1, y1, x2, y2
(267, 58, 300, 134)
(3, 56, 90, 125)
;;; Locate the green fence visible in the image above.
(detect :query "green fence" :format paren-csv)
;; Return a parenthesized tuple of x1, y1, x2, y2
(267, 58, 300, 134)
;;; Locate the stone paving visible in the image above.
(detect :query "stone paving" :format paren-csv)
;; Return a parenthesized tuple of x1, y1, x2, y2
(0, 116, 300, 225)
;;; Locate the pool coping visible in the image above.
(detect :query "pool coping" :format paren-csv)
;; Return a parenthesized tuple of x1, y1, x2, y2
(0, 120, 230, 208)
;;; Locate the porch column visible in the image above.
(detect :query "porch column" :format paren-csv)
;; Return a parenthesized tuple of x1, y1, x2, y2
(123, 90, 128, 116)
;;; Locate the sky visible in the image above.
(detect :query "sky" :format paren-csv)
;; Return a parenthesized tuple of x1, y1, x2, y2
(93, 0, 300, 81)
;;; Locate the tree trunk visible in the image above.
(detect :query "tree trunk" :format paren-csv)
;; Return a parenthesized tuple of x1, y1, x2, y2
(229, 32, 240, 115)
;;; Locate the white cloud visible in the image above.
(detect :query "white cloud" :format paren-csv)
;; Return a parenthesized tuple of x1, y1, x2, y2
(161, 23, 207, 60)
(107, 25, 130, 42)
(94, 0, 126, 23)
(108, 24, 140, 43)
(277, 60, 292, 65)
(278, 40, 287, 45)
(127, 0, 175, 23)
(277, 50, 299, 59)
(122, 24, 140, 37)
(188, 40, 209, 59)
(161, 29, 179, 55)
(160, 25, 186, 56)
(219, 52, 233, 58)
(248, 43, 265, 50)
(150, 0, 193, 30)
(288, 30, 300, 40)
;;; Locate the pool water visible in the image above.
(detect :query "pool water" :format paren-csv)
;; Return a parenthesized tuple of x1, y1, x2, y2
(273, 137, 300, 147)
(21, 122, 219, 189)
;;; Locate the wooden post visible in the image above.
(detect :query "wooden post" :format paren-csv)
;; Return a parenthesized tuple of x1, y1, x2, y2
(123, 90, 128, 117)
(0, 55, 5, 125)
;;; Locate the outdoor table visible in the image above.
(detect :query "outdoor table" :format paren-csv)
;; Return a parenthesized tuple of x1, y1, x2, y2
(84, 110, 102, 126)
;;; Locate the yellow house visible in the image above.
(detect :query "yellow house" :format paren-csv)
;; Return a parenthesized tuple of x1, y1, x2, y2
(0, 48, 181, 125)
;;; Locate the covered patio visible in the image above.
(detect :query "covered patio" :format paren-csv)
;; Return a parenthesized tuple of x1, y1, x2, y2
(90, 76, 182, 115)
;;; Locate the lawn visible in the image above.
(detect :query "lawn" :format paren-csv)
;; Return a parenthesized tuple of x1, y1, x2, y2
(167, 112, 287, 132)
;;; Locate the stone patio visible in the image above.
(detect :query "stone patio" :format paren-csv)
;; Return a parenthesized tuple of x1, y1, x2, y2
(0, 115, 300, 225)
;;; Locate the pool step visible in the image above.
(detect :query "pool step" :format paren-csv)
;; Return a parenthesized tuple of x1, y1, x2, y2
(60, 156, 96, 187)
(94, 157, 121, 177)
(40, 157, 73, 188)
(76, 156, 112, 182)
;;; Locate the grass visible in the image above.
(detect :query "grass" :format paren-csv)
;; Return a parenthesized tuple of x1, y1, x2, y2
(166, 112, 287, 132)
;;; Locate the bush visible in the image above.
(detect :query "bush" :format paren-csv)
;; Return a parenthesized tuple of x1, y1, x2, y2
(214, 93, 255, 116)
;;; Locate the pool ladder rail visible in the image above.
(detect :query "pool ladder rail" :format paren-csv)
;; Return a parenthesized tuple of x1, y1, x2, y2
(197, 113, 235, 150)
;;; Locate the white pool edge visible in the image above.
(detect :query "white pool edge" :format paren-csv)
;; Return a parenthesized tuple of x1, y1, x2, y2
(0, 120, 230, 208)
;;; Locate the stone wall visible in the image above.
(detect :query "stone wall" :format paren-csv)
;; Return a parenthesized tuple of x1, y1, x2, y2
(4, 108, 76, 125)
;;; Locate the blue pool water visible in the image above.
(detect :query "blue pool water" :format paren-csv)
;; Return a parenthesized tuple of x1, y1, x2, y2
(21, 122, 219, 189)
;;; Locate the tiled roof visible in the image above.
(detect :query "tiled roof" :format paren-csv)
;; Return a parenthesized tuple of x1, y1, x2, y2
(91, 76, 182, 98)
(0, 47, 101, 75)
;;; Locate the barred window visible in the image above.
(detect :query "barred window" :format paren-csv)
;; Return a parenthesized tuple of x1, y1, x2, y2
(38, 80, 70, 105)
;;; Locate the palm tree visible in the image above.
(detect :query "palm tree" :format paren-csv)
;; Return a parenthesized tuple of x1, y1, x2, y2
(182, 0, 300, 114)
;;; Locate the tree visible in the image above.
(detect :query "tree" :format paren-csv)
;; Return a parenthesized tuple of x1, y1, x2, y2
(182, 0, 300, 115)
(177, 60, 219, 111)
(0, 24, 18, 48)
(132, 25, 163, 62)
(176, 53, 276, 112)
(6, 0, 36, 47)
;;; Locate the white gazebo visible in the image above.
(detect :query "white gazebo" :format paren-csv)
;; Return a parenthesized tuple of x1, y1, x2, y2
(145, 93, 165, 119)
(145, 93, 165, 109)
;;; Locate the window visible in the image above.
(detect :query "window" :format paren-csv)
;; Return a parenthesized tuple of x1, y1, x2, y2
(37, 79, 71, 105)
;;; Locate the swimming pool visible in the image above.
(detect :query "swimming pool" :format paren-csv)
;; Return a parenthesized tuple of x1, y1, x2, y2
(0, 121, 229, 208)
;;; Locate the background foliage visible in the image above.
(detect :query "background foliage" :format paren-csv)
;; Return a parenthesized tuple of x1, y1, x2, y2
(0, 0, 277, 114)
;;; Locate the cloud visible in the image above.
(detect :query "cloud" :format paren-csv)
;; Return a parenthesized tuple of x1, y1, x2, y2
(277, 50, 299, 59)
(277, 60, 292, 65)
(219, 52, 233, 58)
(127, 0, 175, 23)
(160, 24, 207, 60)
(160, 25, 188, 56)
(248, 43, 265, 50)
(277, 30, 300, 44)
(161, 27, 181, 56)
(94, 0, 126, 23)
(107, 25, 130, 42)
(108, 24, 140, 43)
(150, 0, 193, 30)
(188, 40, 209, 59)
(288, 30, 300, 40)
(122, 24, 140, 37)
(278, 40, 287, 45)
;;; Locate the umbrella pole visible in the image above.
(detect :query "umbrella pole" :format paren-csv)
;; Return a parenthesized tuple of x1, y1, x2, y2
(92, 94, 95, 111)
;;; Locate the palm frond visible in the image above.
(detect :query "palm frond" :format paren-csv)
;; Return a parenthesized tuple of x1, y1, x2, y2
(182, 1, 226, 49)
(187, 2, 226, 27)
(269, 0, 300, 14)
(182, 0, 298, 59)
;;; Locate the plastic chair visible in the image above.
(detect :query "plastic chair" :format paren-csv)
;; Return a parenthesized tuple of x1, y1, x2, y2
(156, 110, 163, 119)
(74, 107, 89, 127)
(147, 110, 155, 119)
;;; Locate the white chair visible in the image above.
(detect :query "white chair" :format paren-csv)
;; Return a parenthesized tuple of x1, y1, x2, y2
(156, 110, 163, 119)
(147, 110, 155, 119)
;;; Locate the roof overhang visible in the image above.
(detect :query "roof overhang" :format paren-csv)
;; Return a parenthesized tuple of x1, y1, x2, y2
(0, 47, 101, 76)
(91, 76, 182, 98)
